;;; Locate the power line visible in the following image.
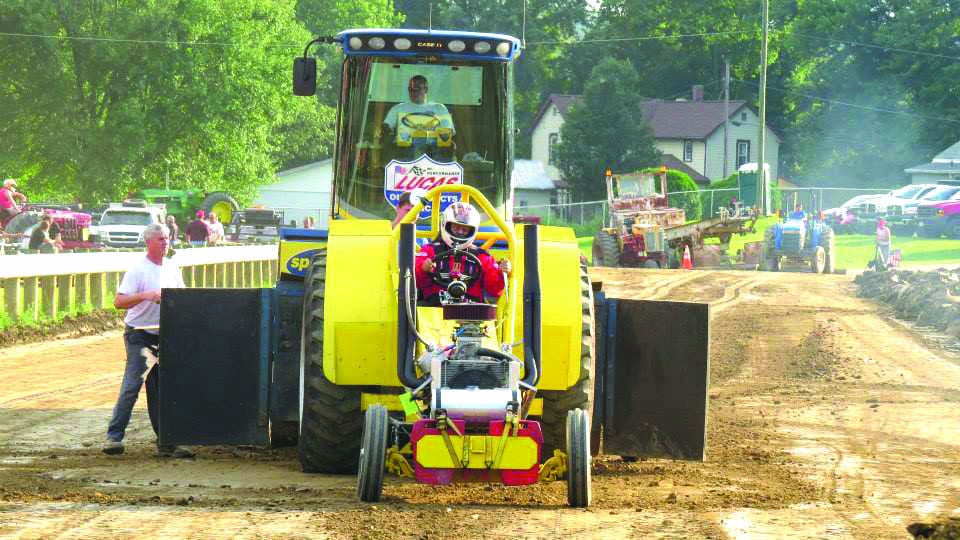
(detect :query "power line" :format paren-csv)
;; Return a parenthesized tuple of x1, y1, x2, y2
(792, 32, 960, 62)
(733, 78, 960, 125)
(526, 30, 746, 47)
(0, 31, 299, 49)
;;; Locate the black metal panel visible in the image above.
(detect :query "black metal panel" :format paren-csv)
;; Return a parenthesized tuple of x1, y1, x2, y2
(159, 289, 270, 446)
(598, 298, 709, 461)
(270, 282, 304, 423)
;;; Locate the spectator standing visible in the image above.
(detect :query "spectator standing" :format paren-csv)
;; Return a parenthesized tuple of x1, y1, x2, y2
(876, 218, 892, 268)
(185, 211, 209, 246)
(102, 223, 193, 458)
(165, 215, 180, 246)
(28, 215, 59, 253)
(206, 212, 224, 244)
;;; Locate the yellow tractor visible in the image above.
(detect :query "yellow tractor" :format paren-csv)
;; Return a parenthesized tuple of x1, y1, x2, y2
(156, 29, 710, 509)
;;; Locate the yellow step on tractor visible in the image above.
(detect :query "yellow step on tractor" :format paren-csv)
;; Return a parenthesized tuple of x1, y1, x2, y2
(156, 29, 711, 508)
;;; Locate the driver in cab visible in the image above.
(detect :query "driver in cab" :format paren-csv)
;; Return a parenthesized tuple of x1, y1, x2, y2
(415, 202, 510, 306)
(383, 75, 455, 159)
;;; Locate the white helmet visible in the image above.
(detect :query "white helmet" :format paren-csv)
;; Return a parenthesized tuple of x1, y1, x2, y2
(440, 202, 480, 248)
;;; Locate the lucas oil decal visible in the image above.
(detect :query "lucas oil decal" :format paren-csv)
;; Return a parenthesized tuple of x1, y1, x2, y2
(285, 248, 323, 276)
(384, 154, 463, 220)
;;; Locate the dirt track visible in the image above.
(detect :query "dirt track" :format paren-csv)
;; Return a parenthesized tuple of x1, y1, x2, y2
(2, 268, 959, 539)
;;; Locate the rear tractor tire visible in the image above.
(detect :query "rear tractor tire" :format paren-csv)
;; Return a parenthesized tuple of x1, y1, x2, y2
(201, 192, 240, 227)
(566, 408, 592, 508)
(592, 231, 620, 267)
(298, 250, 364, 474)
(821, 227, 835, 274)
(762, 227, 780, 272)
(357, 404, 389, 502)
(810, 245, 826, 274)
(539, 261, 595, 463)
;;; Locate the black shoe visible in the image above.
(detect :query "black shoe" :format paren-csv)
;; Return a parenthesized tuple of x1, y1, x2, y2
(157, 445, 195, 459)
(102, 439, 125, 455)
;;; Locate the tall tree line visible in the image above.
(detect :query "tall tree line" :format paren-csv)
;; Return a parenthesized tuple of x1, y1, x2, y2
(1, 1, 956, 203)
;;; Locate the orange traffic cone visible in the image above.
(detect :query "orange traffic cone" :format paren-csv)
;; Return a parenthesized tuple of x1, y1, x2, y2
(681, 245, 694, 270)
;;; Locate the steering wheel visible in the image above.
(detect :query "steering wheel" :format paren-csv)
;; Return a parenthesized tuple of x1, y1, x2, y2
(428, 247, 483, 290)
(401, 112, 441, 130)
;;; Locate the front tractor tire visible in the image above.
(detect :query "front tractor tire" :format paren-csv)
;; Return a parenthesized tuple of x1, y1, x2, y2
(298, 251, 364, 474)
(539, 261, 595, 462)
(821, 227, 836, 274)
(357, 404, 388, 502)
(592, 231, 620, 267)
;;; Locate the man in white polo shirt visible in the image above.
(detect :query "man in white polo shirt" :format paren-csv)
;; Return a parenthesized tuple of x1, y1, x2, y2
(103, 223, 193, 458)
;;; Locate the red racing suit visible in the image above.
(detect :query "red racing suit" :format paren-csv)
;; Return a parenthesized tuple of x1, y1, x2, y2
(414, 240, 506, 304)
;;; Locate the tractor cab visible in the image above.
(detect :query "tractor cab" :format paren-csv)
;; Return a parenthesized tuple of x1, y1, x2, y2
(296, 29, 519, 223)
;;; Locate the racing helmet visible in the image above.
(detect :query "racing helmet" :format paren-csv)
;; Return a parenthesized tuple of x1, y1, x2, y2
(440, 202, 480, 248)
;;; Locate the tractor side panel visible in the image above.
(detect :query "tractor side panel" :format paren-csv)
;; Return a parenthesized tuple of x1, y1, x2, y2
(322, 219, 400, 386)
(598, 298, 709, 461)
(509, 224, 583, 391)
(159, 289, 270, 446)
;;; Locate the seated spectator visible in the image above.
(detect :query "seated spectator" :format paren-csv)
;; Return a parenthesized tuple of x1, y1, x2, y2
(28, 215, 59, 253)
(48, 220, 65, 251)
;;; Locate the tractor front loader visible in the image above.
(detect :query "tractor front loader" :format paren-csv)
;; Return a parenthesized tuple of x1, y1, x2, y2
(155, 29, 710, 508)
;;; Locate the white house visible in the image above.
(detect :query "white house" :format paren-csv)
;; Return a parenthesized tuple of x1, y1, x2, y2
(255, 159, 332, 229)
(905, 140, 960, 184)
(260, 158, 563, 227)
(529, 87, 782, 186)
(512, 159, 566, 217)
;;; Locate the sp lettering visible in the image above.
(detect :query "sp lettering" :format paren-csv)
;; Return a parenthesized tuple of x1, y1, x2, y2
(286, 248, 323, 276)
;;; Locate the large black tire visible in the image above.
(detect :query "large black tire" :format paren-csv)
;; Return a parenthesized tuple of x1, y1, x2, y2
(948, 218, 960, 240)
(298, 251, 364, 473)
(200, 192, 240, 226)
(5, 211, 42, 235)
(357, 404, 388, 502)
(762, 227, 780, 272)
(539, 261, 595, 462)
(566, 408, 592, 508)
(821, 227, 835, 274)
(810, 245, 826, 274)
(591, 231, 620, 267)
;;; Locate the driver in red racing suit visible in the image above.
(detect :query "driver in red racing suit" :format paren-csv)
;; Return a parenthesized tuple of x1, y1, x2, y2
(415, 202, 511, 305)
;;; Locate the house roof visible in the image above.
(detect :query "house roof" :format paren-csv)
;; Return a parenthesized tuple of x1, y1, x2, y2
(934, 140, 960, 161)
(905, 140, 960, 174)
(530, 94, 783, 142)
(660, 154, 710, 186)
(528, 94, 581, 134)
(512, 159, 556, 190)
(642, 99, 747, 139)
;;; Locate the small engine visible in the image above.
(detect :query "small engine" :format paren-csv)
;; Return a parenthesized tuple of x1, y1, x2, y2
(418, 321, 521, 424)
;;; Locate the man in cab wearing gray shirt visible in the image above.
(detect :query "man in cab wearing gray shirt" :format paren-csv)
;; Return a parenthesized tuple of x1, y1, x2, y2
(102, 223, 193, 458)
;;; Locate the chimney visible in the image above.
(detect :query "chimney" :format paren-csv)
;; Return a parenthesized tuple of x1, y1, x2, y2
(692, 84, 704, 102)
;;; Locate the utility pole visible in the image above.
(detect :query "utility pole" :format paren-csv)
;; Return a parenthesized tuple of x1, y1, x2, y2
(723, 58, 730, 179)
(757, 0, 769, 213)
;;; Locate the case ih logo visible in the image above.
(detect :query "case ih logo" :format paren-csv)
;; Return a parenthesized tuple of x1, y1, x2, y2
(384, 155, 463, 220)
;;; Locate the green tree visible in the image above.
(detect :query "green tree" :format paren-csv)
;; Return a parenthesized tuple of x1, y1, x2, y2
(0, 0, 341, 204)
(393, 0, 590, 157)
(555, 58, 660, 201)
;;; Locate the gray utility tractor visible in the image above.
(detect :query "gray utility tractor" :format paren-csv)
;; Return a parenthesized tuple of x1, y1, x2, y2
(762, 215, 835, 273)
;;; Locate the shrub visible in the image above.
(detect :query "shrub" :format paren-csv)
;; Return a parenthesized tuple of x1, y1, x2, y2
(641, 167, 702, 221)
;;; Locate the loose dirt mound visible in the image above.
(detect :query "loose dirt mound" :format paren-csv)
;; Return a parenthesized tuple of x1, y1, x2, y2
(0, 311, 123, 349)
(909, 517, 960, 539)
(857, 268, 960, 345)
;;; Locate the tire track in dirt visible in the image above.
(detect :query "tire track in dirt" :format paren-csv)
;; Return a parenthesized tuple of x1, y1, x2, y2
(644, 270, 711, 300)
(709, 274, 769, 315)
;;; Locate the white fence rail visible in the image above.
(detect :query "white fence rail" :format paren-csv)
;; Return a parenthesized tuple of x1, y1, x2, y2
(1, 244, 278, 323)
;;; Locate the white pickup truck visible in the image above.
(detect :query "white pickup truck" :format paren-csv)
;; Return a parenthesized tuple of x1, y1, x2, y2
(91, 201, 166, 248)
